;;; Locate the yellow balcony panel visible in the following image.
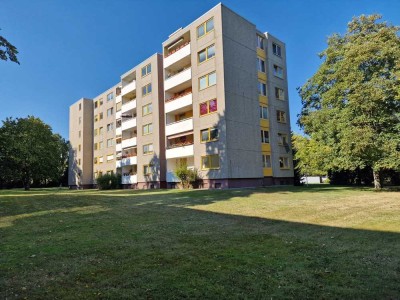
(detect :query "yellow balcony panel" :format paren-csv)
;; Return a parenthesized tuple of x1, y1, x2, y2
(263, 168, 273, 177)
(257, 48, 266, 58)
(262, 144, 271, 152)
(259, 95, 268, 105)
(258, 72, 267, 81)
(260, 119, 269, 128)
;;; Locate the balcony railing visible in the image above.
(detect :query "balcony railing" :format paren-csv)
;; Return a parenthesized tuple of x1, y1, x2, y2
(122, 174, 137, 184)
(164, 68, 191, 91)
(165, 117, 193, 136)
(165, 93, 193, 114)
(165, 41, 190, 58)
(166, 144, 194, 159)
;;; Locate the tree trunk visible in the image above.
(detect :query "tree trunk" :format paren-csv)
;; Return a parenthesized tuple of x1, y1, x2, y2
(24, 182, 30, 191)
(373, 170, 382, 190)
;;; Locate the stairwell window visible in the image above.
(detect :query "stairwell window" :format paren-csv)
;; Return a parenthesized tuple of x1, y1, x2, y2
(200, 127, 218, 143)
(262, 154, 271, 168)
(142, 103, 152, 116)
(143, 164, 154, 175)
(197, 17, 214, 38)
(258, 81, 267, 96)
(278, 133, 288, 145)
(277, 110, 287, 123)
(198, 44, 215, 63)
(275, 87, 285, 100)
(199, 71, 216, 90)
(273, 65, 284, 78)
(107, 107, 113, 117)
(107, 138, 113, 148)
(261, 130, 269, 143)
(257, 57, 266, 73)
(141, 63, 151, 77)
(143, 123, 153, 135)
(257, 35, 265, 49)
(200, 99, 218, 116)
(107, 123, 114, 132)
(142, 83, 152, 97)
(107, 92, 113, 102)
(260, 105, 268, 119)
(273, 43, 282, 57)
(279, 157, 290, 169)
(143, 143, 154, 155)
(201, 154, 220, 170)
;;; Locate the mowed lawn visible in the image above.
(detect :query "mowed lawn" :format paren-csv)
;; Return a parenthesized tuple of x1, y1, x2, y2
(0, 186, 399, 299)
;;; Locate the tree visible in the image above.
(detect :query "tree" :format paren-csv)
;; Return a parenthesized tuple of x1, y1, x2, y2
(0, 116, 68, 190)
(174, 164, 199, 189)
(298, 14, 400, 189)
(0, 29, 19, 64)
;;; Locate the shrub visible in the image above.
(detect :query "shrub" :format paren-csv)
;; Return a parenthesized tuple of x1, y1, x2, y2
(174, 164, 199, 189)
(96, 173, 121, 190)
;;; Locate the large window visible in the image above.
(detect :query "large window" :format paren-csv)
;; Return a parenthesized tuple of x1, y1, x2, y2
(107, 123, 114, 132)
(143, 164, 154, 175)
(258, 81, 267, 96)
(277, 110, 287, 123)
(142, 83, 152, 96)
(261, 130, 269, 143)
(107, 138, 113, 147)
(99, 112, 103, 120)
(273, 65, 284, 78)
(198, 44, 215, 63)
(143, 123, 153, 135)
(262, 155, 271, 168)
(107, 107, 113, 117)
(279, 157, 290, 169)
(260, 105, 268, 119)
(275, 87, 285, 100)
(141, 63, 151, 77)
(278, 133, 288, 145)
(107, 92, 113, 102)
(107, 154, 114, 162)
(199, 99, 218, 116)
(197, 17, 214, 38)
(273, 43, 282, 57)
(200, 127, 218, 143)
(142, 103, 152, 116)
(257, 57, 266, 73)
(199, 71, 216, 90)
(201, 154, 220, 170)
(143, 143, 154, 155)
(257, 35, 264, 49)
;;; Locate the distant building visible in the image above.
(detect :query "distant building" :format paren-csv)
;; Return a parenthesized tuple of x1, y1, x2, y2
(68, 3, 294, 189)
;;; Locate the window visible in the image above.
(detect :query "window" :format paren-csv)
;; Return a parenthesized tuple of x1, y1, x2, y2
(273, 65, 284, 78)
(99, 127, 104, 135)
(94, 143, 98, 150)
(78, 144, 81, 151)
(142, 83, 152, 96)
(141, 63, 151, 77)
(142, 103, 152, 116)
(107, 154, 114, 162)
(277, 110, 287, 123)
(197, 17, 214, 38)
(261, 130, 269, 143)
(94, 128, 98, 136)
(279, 157, 290, 169)
(262, 155, 271, 168)
(99, 156, 104, 164)
(201, 154, 220, 170)
(275, 87, 285, 100)
(79, 117, 81, 124)
(278, 133, 288, 145)
(107, 107, 113, 117)
(143, 164, 154, 175)
(199, 71, 216, 90)
(78, 159, 81, 165)
(78, 130, 81, 138)
(107, 138, 113, 147)
(143, 123, 153, 135)
(199, 99, 218, 116)
(99, 99, 103, 106)
(257, 57, 266, 73)
(107, 92, 113, 102)
(99, 141, 104, 149)
(99, 112, 103, 120)
(143, 143, 154, 155)
(94, 115, 98, 123)
(94, 157, 98, 164)
(107, 123, 114, 132)
(198, 44, 215, 63)
(200, 127, 218, 142)
(79, 103, 82, 111)
(258, 81, 267, 96)
(273, 43, 282, 57)
(260, 105, 268, 119)
(94, 101, 98, 109)
(257, 35, 264, 49)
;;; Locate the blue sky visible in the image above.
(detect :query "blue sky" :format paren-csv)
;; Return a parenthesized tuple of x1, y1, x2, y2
(1, 0, 399, 139)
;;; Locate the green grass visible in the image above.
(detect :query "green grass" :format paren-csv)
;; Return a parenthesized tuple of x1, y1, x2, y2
(1, 186, 399, 299)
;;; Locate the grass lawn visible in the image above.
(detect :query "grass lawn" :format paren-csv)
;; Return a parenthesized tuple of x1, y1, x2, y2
(1, 186, 399, 299)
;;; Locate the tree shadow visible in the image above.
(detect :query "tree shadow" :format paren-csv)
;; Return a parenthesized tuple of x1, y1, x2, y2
(68, 147, 83, 189)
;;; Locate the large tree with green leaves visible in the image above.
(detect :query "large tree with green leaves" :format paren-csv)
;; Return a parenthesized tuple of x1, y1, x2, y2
(298, 14, 400, 189)
(0, 29, 19, 64)
(0, 116, 68, 190)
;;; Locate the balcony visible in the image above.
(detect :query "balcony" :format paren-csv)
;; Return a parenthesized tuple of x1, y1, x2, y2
(116, 95, 122, 103)
(166, 118, 193, 136)
(121, 137, 137, 149)
(121, 156, 137, 167)
(121, 81, 136, 96)
(121, 99, 136, 113)
(164, 42, 191, 69)
(121, 118, 136, 131)
(164, 68, 191, 91)
(166, 144, 194, 159)
(122, 174, 137, 184)
(165, 92, 192, 114)
(116, 143, 122, 152)
(116, 160, 122, 168)
(116, 110, 122, 120)
(116, 127, 122, 136)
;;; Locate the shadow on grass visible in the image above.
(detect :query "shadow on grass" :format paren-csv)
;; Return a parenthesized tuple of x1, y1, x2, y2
(0, 186, 399, 298)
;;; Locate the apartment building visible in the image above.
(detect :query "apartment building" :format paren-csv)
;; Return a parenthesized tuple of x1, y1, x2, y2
(68, 3, 293, 189)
